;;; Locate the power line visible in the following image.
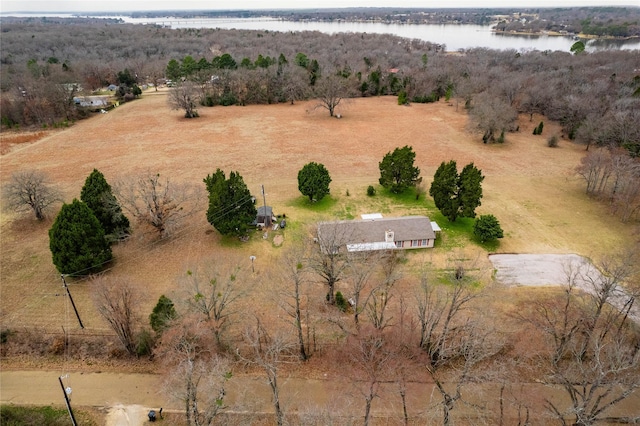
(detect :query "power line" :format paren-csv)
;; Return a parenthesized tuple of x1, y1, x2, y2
(50, 193, 255, 280)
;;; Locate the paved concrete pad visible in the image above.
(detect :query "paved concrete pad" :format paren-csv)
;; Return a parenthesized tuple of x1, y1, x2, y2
(489, 253, 640, 323)
(489, 253, 586, 286)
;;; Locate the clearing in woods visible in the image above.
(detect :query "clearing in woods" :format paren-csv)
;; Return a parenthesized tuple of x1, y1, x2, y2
(0, 90, 636, 421)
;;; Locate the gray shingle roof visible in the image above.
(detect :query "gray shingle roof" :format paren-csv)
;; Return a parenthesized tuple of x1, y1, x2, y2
(317, 216, 435, 247)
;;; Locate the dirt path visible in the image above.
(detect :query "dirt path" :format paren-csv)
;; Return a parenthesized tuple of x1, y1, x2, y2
(3, 368, 640, 424)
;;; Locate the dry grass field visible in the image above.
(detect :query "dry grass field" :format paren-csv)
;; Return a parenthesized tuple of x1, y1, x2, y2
(0, 89, 635, 332)
(2, 89, 639, 422)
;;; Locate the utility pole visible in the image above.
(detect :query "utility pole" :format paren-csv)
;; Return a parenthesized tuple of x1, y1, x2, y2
(261, 184, 268, 226)
(61, 275, 84, 329)
(59, 375, 78, 426)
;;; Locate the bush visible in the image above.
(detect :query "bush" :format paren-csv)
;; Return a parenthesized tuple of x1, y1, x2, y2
(397, 91, 408, 105)
(0, 329, 10, 344)
(547, 135, 559, 147)
(335, 291, 348, 312)
(367, 185, 376, 196)
(473, 214, 504, 242)
(136, 329, 154, 357)
(412, 91, 440, 103)
(533, 121, 544, 135)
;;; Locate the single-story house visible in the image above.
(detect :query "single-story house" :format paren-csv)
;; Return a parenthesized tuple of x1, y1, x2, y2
(317, 215, 436, 253)
(254, 205, 277, 228)
(73, 96, 109, 109)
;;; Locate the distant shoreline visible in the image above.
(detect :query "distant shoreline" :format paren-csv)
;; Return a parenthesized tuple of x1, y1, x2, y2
(491, 28, 640, 41)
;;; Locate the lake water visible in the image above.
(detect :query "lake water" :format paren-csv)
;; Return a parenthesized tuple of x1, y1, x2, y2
(115, 16, 640, 53)
(3, 13, 639, 52)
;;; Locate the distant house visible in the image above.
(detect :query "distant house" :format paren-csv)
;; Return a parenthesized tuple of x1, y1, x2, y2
(317, 215, 436, 253)
(255, 206, 277, 228)
(73, 96, 109, 109)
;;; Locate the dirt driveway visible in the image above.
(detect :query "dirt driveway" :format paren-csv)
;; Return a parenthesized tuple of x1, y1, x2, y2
(489, 253, 640, 323)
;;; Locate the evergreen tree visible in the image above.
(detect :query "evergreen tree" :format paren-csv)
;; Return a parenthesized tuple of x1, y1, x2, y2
(297, 162, 332, 202)
(80, 169, 130, 242)
(378, 145, 421, 194)
(166, 59, 182, 81)
(430, 161, 484, 222)
(204, 169, 257, 237)
(473, 214, 504, 242)
(149, 295, 177, 334)
(429, 160, 460, 221)
(49, 199, 112, 275)
(458, 163, 484, 219)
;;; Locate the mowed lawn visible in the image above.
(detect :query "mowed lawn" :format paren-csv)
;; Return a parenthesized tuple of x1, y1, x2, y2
(0, 90, 634, 331)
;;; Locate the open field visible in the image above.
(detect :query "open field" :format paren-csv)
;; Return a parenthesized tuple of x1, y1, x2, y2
(1, 90, 635, 331)
(1, 90, 638, 422)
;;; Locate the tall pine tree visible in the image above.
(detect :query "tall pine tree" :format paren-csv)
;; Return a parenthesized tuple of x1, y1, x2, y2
(204, 169, 257, 237)
(49, 199, 113, 275)
(458, 163, 484, 219)
(80, 169, 130, 242)
(429, 161, 484, 222)
(430, 160, 460, 221)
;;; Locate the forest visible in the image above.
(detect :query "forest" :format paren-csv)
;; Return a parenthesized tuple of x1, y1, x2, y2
(2, 17, 639, 212)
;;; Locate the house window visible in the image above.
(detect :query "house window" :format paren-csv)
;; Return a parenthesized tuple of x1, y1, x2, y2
(396, 241, 403, 248)
(411, 240, 420, 247)
(422, 239, 427, 246)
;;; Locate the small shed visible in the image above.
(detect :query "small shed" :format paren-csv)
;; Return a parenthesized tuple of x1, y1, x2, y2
(255, 206, 277, 228)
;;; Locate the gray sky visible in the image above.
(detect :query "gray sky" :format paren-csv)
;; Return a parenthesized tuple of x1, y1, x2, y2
(1, 0, 636, 13)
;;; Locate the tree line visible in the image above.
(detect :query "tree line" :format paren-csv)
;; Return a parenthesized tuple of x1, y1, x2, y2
(2, 19, 639, 157)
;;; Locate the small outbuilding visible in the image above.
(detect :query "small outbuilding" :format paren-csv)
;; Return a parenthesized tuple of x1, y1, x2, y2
(255, 206, 277, 228)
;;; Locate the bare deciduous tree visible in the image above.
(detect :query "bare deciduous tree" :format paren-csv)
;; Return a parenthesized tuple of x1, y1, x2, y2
(240, 318, 293, 426)
(366, 251, 403, 330)
(344, 330, 394, 426)
(416, 263, 499, 425)
(115, 172, 202, 238)
(159, 316, 230, 426)
(169, 80, 199, 118)
(576, 149, 640, 221)
(2, 170, 62, 220)
(345, 251, 377, 330)
(313, 74, 355, 117)
(524, 254, 640, 426)
(468, 91, 517, 143)
(91, 276, 140, 356)
(164, 355, 231, 426)
(178, 258, 247, 349)
(309, 225, 351, 305)
(280, 64, 310, 104)
(277, 246, 312, 361)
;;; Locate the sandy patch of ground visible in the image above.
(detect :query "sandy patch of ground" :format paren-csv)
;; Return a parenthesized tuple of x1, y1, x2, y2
(490, 253, 640, 323)
(105, 404, 149, 426)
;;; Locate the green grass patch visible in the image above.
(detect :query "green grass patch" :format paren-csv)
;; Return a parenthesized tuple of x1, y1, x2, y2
(472, 235, 502, 252)
(287, 195, 337, 212)
(0, 405, 97, 426)
(379, 186, 432, 208)
(217, 233, 247, 248)
(334, 204, 355, 220)
(431, 212, 474, 249)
